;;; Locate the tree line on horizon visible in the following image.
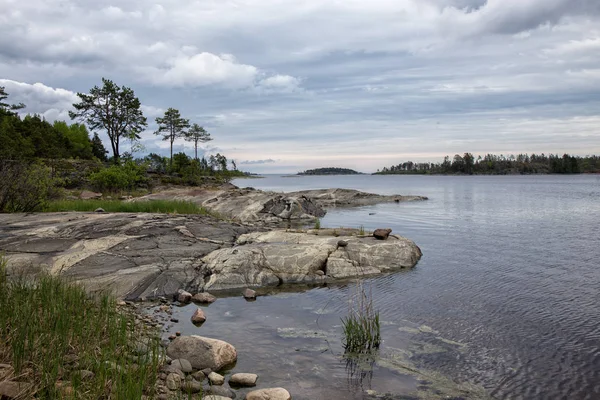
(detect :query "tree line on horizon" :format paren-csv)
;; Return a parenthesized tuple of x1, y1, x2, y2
(376, 153, 600, 175)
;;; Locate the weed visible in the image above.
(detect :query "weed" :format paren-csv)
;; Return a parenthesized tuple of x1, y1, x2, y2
(358, 225, 365, 235)
(0, 253, 162, 399)
(341, 280, 381, 353)
(314, 218, 321, 229)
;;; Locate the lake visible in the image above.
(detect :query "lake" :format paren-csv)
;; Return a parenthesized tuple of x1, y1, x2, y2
(169, 174, 600, 399)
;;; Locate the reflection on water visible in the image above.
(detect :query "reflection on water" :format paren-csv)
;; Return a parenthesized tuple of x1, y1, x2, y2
(164, 174, 600, 400)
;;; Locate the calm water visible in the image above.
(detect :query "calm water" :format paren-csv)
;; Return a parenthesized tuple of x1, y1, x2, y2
(168, 175, 600, 399)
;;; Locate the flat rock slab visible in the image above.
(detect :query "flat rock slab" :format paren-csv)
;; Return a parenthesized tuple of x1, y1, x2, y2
(0, 212, 250, 300)
(200, 230, 422, 291)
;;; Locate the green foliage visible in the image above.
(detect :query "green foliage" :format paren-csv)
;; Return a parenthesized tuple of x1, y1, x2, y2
(0, 86, 25, 115)
(91, 132, 108, 161)
(299, 167, 361, 175)
(342, 281, 381, 354)
(0, 161, 61, 212)
(53, 121, 94, 159)
(377, 152, 600, 175)
(89, 161, 148, 192)
(184, 123, 212, 160)
(358, 225, 365, 235)
(314, 218, 321, 229)
(45, 199, 210, 214)
(0, 254, 161, 399)
(155, 108, 190, 166)
(70, 78, 147, 163)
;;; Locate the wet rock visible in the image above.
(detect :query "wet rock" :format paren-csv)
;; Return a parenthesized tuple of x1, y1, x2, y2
(245, 387, 291, 400)
(207, 385, 236, 398)
(191, 308, 206, 324)
(80, 190, 102, 200)
(166, 373, 182, 390)
(243, 288, 257, 299)
(192, 292, 217, 304)
(167, 335, 237, 371)
(171, 358, 193, 373)
(229, 373, 258, 387)
(208, 371, 225, 385)
(177, 289, 193, 303)
(373, 228, 392, 240)
(0, 381, 33, 399)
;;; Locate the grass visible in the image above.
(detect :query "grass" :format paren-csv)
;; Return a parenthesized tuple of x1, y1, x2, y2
(44, 199, 210, 215)
(358, 225, 365, 235)
(314, 218, 321, 229)
(342, 280, 381, 354)
(0, 253, 162, 399)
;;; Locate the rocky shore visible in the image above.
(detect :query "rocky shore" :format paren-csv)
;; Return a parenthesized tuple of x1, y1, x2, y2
(134, 186, 427, 225)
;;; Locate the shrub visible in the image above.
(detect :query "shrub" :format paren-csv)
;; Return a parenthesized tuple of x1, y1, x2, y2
(89, 161, 148, 192)
(0, 161, 61, 212)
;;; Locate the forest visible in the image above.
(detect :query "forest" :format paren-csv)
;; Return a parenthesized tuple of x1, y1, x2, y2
(376, 153, 600, 175)
(298, 167, 361, 175)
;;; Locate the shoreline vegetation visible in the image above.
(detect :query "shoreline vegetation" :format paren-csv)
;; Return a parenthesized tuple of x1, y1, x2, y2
(298, 167, 361, 175)
(375, 153, 600, 175)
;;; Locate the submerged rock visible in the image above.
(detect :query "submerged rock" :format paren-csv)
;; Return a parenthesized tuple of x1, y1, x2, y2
(191, 308, 206, 324)
(167, 335, 237, 371)
(246, 387, 291, 400)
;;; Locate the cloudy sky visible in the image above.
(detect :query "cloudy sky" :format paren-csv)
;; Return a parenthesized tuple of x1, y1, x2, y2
(1, 0, 599, 173)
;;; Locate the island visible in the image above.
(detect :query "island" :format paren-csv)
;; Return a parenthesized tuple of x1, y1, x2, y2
(298, 167, 361, 175)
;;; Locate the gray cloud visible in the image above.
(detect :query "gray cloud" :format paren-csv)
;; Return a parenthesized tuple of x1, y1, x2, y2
(240, 159, 277, 165)
(1, 0, 599, 172)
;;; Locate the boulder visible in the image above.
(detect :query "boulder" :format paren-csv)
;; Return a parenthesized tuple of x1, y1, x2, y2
(207, 385, 237, 398)
(200, 231, 421, 290)
(245, 388, 291, 400)
(171, 358, 193, 373)
(208, 371, 225, 385)
(192, 292, 217, 304)
(177, 289, 193, 303)
(243, 288, 257, 299)
(79, 190, 102, 200)
(373, 228, 392, 240)
(167, 335, 237, 371)
(229, 373, 258, 387)
(191, 308, 206, 324)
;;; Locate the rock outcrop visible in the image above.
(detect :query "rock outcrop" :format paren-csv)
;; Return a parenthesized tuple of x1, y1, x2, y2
(166, 335, 237, 371)
(199, 230, 422, 291)
(135, 186, 427, 224)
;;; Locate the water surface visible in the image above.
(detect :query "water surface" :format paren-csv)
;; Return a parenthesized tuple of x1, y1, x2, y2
(168, 174, 600, 399)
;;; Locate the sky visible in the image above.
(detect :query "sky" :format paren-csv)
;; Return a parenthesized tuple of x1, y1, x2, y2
(1, 0, 599, 173)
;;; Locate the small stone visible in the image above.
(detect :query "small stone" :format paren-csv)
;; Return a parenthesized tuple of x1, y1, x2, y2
(315, 270, 325, 276)
(166, 373, 182, 390)
(177, 289, 193, 303)
(94, 207, 106, 213)
(161, 365, 185, 379)
(207, 385, 236, 398)
(337, 240, 348, 247)
(203, 396, 233, 400)
(171, 358, 193, 373)
(116, 300, 126, 306)
(191, 371, 205, 381)
(229, 373, 258, 387)
(168, 335, 177, 341)
(170, 318, 179, 323)
(192, 292, 217, 304)
(191, 308, 206, 324)
(0, 381, 33, 399)
(246, 388, 291, 400)
(208, 371, 224, 385)
(201, 368, 212, 377)
(242, 288, 256, 299)
(373, 228, 392, 240)
(175, 331, 181, 336)
(181, 380, 202, 394)
(74, 369, 95, 381)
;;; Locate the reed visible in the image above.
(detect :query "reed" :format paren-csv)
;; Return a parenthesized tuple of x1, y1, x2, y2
(0, 253, 162, 399)
(341, 280, 381, 353)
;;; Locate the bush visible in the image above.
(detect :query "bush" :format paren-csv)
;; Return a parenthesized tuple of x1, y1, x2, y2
(89, 161, 148, 192)
(0, 161, 61, 212)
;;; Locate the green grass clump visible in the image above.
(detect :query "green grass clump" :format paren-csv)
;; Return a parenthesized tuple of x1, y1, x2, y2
(358, 225, 365, 235)
(342, 281, 381, 354)
(0, 253, 161, 399)
(314, 218, 321, 229)
(45, 199, 210, 214)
